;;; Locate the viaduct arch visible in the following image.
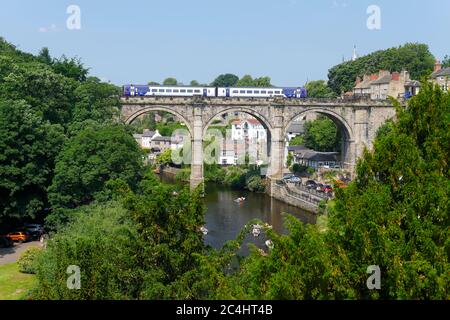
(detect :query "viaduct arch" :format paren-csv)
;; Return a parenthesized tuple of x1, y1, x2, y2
(121, 96, 396, 190)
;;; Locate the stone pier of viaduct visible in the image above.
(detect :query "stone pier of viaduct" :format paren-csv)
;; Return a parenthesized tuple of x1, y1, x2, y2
(120, 96, 396, 191)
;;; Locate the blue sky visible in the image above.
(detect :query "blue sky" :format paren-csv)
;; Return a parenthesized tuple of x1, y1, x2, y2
(0, 0, 448, 86)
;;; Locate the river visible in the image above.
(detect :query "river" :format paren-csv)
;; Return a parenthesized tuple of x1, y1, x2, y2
(161, 173, 316, 254)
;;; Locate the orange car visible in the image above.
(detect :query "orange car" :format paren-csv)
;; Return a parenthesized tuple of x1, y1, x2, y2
(7, 231, 30, 242)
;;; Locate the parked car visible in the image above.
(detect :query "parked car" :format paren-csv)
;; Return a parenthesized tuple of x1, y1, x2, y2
(288, 176, 301, 183)
(6, 231, 31, 243)
(282, 174, 295, 180)
(306, 180, 317, 189)
(316, 183, 324, 192)
(0, 235, 14, 248)
(323, 185, 333, 193)
(21, 224, 44, 240)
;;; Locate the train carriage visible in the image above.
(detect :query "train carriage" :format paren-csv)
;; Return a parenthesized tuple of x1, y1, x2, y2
(123, 84, 307, 99)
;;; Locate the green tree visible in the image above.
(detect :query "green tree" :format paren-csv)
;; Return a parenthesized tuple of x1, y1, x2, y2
(52, 55, 89, 82)
(237, 75, 254, 87)
(289, 135, 304, 146)
(69, 77, 121, 134)
(303, 117, 338, 151)
(163, 77, 178, 86)
(253, 76, 272, 87)
(286, 152, 294, 167)
(48, 125, 143, 210)
(442, 55, 450, 68)
(34, 201, 141, 299)
(305, 80, 336, 98)
(37, 47, 52, 65)
(211, 73, 239, 87)
(155, 148, 173, 166)
(0, 62, 77, 125)
(0, 100, 65, 223)
(148, 81, 160, 85)
(190, 80, 200, 86)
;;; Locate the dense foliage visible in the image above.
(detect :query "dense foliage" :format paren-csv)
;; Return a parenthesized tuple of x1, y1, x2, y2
(328, 43, 435, 94)
(48, 125, 143, 210)
(305, 80, 336, 98)
(0, 100, 64, 222)
(0, 38, 122, 226)
(34, 176, 207, 299)
(303, 117, 340, 152)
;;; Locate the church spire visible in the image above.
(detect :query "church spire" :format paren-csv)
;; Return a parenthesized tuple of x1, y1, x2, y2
(352, 45, 358, 61)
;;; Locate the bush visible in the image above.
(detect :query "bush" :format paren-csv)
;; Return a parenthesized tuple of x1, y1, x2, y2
(18, 247, 42, 274)
(34, 202, 140, 299)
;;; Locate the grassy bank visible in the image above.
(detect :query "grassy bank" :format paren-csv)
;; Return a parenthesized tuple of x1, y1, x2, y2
(0, 263, 36, 300)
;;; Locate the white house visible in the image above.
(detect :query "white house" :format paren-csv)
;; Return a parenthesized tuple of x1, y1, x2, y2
(231, 119, 267, 141)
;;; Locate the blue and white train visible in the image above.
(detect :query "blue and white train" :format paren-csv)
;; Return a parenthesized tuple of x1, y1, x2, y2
(123, 84, 308, 99)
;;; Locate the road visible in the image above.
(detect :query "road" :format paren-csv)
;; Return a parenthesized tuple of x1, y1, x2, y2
(0, 241, 42, 266)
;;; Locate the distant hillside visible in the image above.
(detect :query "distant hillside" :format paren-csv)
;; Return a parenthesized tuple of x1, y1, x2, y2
(327, 43, 435, 94)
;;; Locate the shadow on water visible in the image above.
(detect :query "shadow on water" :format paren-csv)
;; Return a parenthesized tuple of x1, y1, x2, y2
(160, 173, 317, 255)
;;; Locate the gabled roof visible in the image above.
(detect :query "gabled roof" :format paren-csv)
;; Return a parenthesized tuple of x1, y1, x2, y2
(287, 145, 309, 152)
(294, 150, 339, 162)
(152, 136, 172, 142)
(371, 74, 392, 85)
(142, 130, 156, 137)
(431, 67, 450, 78)
(287, 122, 304, 133)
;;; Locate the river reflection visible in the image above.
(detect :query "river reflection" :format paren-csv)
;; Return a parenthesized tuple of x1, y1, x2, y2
(160, 173, 316, 254)
(203, 183, 316, 253)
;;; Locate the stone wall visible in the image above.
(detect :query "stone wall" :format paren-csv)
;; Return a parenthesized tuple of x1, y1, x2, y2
(269, 180, 320, 214)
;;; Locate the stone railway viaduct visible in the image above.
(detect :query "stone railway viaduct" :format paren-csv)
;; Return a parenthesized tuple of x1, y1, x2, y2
(120, 96, 396, 190)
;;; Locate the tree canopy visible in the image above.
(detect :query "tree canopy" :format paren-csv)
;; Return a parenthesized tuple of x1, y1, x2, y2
(0, 100, 64, 223)
(211, 73, 239, 87)
(163, 77, 178, 86)
(48, 125, 143, 210)
(305, 80, 336, 98)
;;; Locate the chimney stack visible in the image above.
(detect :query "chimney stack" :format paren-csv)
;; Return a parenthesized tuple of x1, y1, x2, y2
(391, 72, 400, 81)
(434, 60, 442, 72)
